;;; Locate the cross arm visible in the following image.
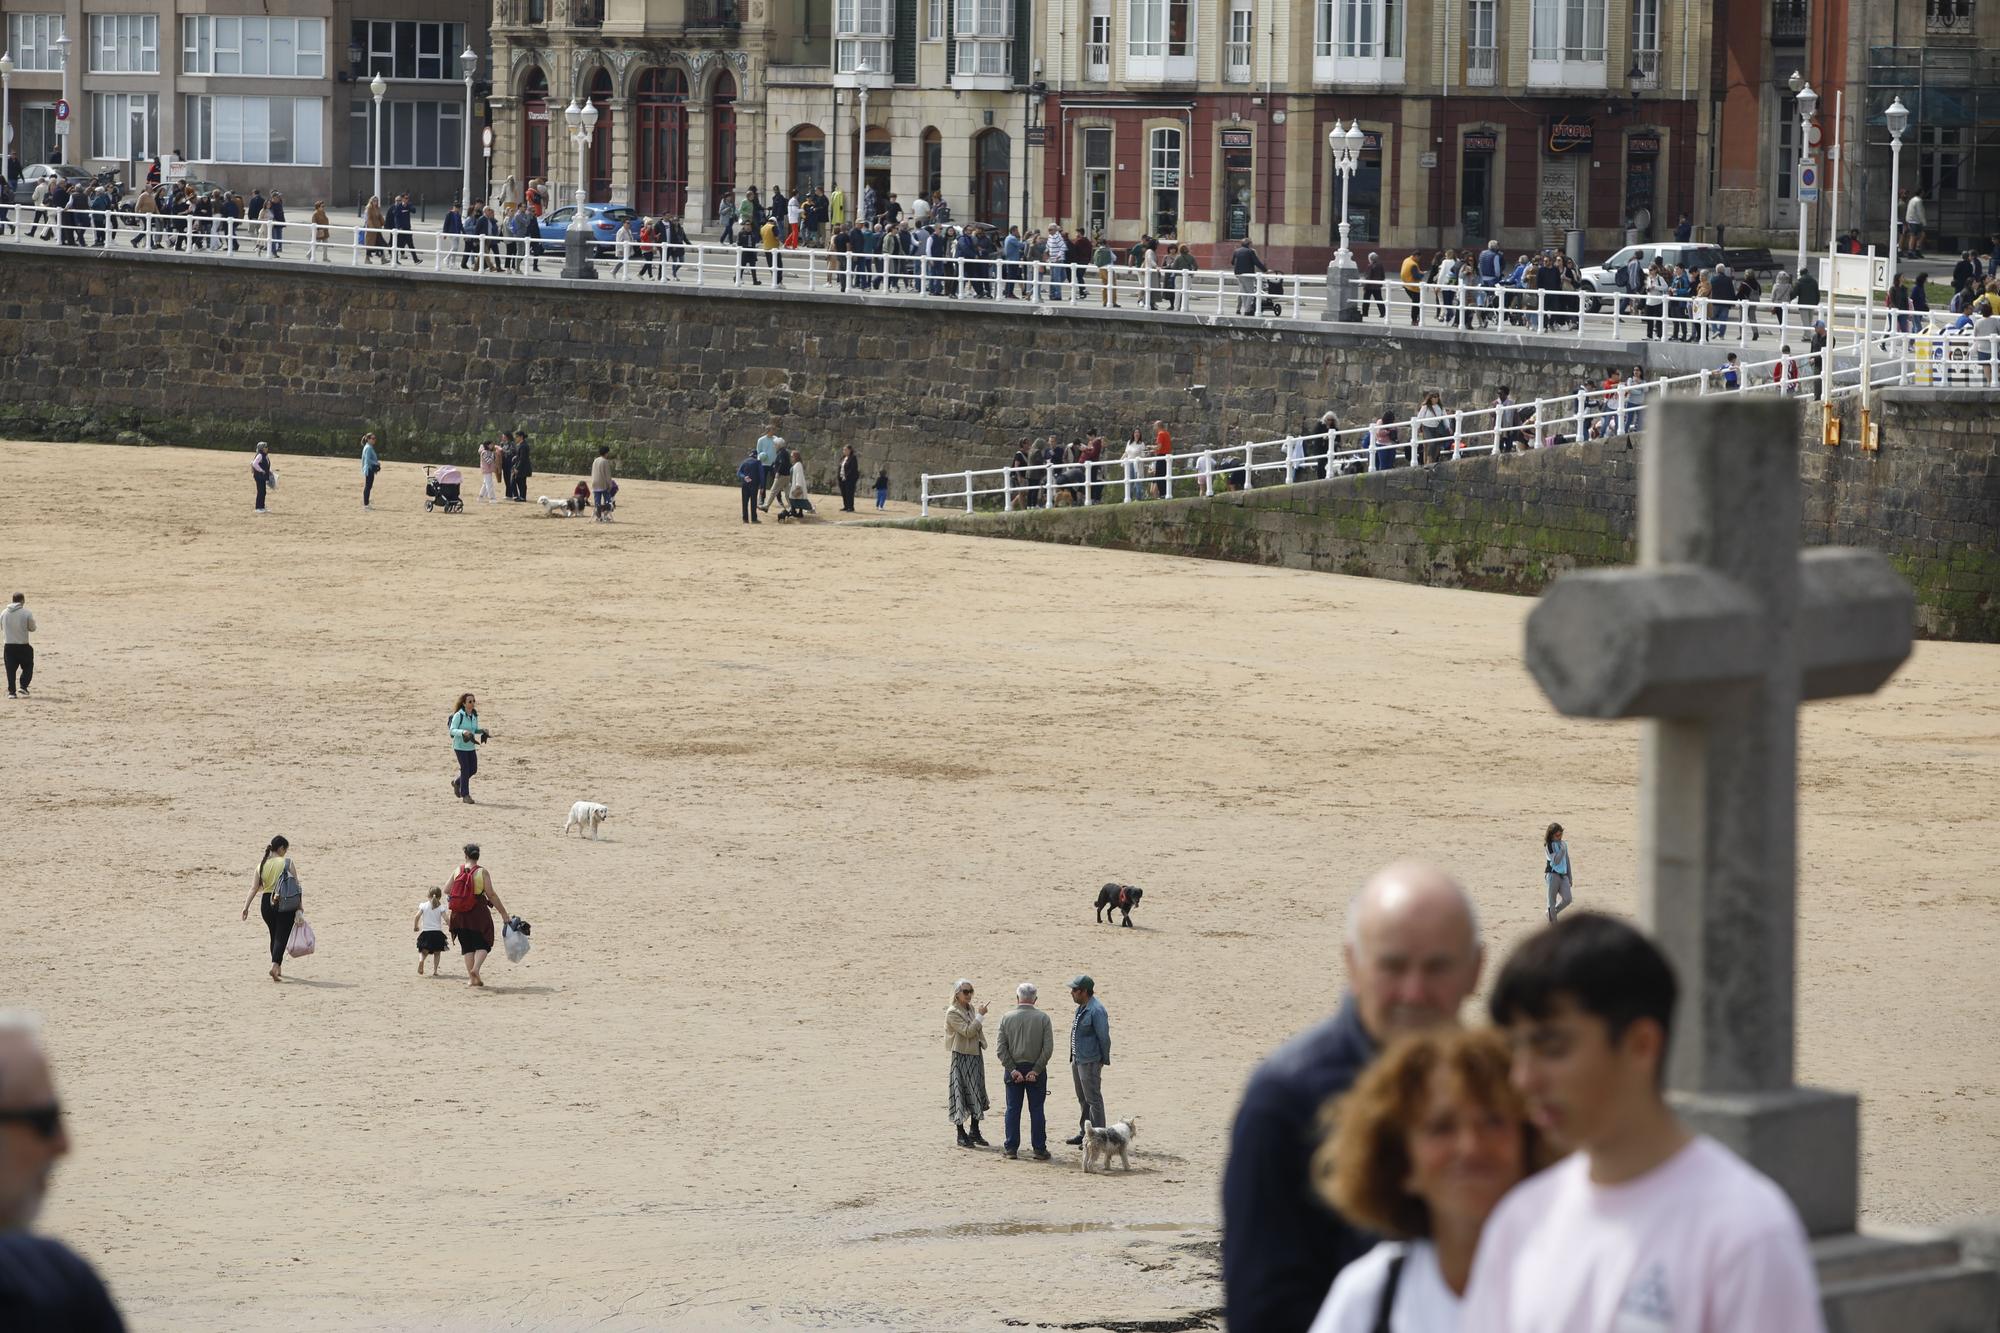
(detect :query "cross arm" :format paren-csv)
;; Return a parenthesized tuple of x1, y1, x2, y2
(1796, 548, 1915, 700)
(1525, 567, 1764, 719)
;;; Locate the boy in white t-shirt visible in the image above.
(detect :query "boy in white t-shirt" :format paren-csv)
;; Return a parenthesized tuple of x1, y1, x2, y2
(413, 886, 450, 976)
(1464, 913, 1826, 1333)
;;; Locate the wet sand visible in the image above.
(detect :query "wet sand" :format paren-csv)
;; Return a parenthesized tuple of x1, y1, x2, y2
(4, 441, 1996, 1331)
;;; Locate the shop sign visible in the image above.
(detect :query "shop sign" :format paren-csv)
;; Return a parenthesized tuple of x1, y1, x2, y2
(1220, 129, 1253, 149)
(1360, 130, 1382, 152)
(1547, 117, 1593, 153)
(1628, 133, 1661, 154)
(1464, 131, 1498, 152)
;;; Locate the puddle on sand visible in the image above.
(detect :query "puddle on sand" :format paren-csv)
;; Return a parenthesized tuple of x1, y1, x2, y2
(868, 1221, 1202, 1241)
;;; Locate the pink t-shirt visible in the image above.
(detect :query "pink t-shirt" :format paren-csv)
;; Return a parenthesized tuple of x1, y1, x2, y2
(1463, 1136, 1825, 1333)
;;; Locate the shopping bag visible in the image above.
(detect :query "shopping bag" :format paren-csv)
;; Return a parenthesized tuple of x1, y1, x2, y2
(286, 919, 316, 958)
(501, 917, 531, 963)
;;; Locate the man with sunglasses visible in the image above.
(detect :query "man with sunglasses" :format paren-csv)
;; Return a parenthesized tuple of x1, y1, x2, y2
(0, 1013, 124, 1329)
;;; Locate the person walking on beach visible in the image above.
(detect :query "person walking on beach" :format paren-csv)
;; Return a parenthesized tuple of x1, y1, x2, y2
(508, 431, 533, 503)
(874, 466, 890, 510)
(477, 437, 500, 504)
(414, 887, 450, 976)
(2, 593, 35, 699)
(589, 446, 615, 523)
(946, 980, 991, 1148)
(756, 421, 781, 508)
(995, 982, 1055, 1160)
(1065, 975, 1109, 1146)
(1543, 823, 1573, 922)
(445, 844, 510, 988)
(449, 692, 488, 804)
(360, 432, 381, 511)
(250, 442, 275, 514)
(240, 835, 303, 983)
(837, 445, 862, 512)
(738, 447, 763, 524)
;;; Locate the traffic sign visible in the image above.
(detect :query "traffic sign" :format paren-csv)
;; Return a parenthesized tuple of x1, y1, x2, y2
(1797, 158, 1819, 204)
(53, 98, 69, 121)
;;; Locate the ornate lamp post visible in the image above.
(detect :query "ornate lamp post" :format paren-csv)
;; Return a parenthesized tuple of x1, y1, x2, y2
(563, 99, 599, 278)
(2, 54, 14, 180)
(460, 46, 478, 210)
(1884, 96, 1909, 299)
(53, 33, 69, 163)
(1330, 120, 1363, 270)
(370, 73, 388, 204)
(1789, 72, 1816, 277)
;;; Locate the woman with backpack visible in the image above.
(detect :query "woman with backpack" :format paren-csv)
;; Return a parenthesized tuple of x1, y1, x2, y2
(446, 843, 512, 987)
(449, 692, 488, 804)
(242, 835, 304, 983)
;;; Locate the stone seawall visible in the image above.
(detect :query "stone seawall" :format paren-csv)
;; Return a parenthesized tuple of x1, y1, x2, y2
(907, 391, 2000, 643)
(0, 246, 1648, 497)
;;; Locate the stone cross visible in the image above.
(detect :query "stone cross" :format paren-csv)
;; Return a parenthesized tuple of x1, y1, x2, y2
(1524, 396, 1915, 1236)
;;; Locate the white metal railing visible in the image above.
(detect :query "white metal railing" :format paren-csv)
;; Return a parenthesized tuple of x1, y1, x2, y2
(918, 327, 1982, 516)
(0, 203, 1884, 356)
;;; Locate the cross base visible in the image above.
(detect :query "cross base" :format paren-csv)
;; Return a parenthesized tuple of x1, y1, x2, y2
(1672, 1085, 1858, 1236)
(1816, 1230, 2000, 1331)
(564, 227, 597, 281)
(1321, 262, 1361, 323)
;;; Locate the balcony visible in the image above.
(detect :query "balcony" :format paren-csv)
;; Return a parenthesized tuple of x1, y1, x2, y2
(1528, 47, 1607, 89)
(1772, 0, 1807, 43)
(1632, 46, 1659, 87)
(1085, 40, 1110, 78)
(1225, 39, 1252, 81)
(1466, 44, 1497, 85)
(688, 0, 742, 28)
(571, 0, 604, 25)
(1926, 0, 1974, 35)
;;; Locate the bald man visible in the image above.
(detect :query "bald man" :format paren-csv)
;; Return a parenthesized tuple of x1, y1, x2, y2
(0, 1015, 124, 1331)
(1220, 862, 1484, 1333)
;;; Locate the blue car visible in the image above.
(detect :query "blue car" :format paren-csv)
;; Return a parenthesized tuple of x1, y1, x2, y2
(533, 202, 641, 257)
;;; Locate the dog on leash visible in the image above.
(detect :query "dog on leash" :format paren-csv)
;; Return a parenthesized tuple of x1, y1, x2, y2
(538, 495, 591, 517)
(1080, 1118, 1138, 1174)
(1094, 883, 1144, 927)
(562, 801, 610, 839)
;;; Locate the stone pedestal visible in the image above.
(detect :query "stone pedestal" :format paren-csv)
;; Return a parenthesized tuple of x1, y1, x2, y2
(1322, 261, 1360, 322)
(1671, 1086, 1857, 1236)
(564, 225, 596, 280)
(1815, 1231, 2000, 1332)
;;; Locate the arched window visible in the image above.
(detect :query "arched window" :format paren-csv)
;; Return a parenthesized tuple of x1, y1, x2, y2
(711, 71, 738, 213)
(521, 67, 550, 184)
(587, 67, 614, 202)
(973, 128, 1011, 227)
(635, 67, 688, 216)
(789, 124, 825, 191)
(1149, 125, 1182, 237)
(921, 126, 943, 200)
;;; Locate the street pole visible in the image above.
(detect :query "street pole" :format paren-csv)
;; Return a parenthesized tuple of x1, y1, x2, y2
(53, 33, 68, 164)
(370, 74, 387, 204)
(564, 100, 598, 279)
(1322, 121, 1361, 322)
(460, 47, 477, 210)
(1791, 75, 1815, 278)
(1884, 97, 1908, 303)
(2, 54, 13, 185)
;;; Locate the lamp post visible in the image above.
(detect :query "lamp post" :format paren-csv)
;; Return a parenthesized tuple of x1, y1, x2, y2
(1884, 96, 1908, 300)
(370, 73, 388, 204)
(1789, 71, 1815, 277)
(482, 125, 493, 205)
(2, 53, 14, 180)
(563, 99, 598, 278)
(856, 56, 874, 200)
(460, 47, 477, 211)
(1330, 120, 1362, 269)
(53, 33, 68, 163)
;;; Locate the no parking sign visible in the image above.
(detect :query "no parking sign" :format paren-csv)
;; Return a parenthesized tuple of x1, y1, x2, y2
(1797, 159, 1819, 203)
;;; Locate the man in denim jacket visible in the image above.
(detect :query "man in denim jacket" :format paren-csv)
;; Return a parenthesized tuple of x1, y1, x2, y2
(1064, 975, 1111, 1146)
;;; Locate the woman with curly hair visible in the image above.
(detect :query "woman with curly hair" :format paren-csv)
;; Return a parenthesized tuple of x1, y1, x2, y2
(1305, 1027, 1553, 1332)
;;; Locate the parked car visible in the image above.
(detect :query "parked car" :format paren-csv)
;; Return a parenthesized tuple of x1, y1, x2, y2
(534, 202, 642, 257)
(1577, 242, 1724, 310)
(20, 163, 98, 193)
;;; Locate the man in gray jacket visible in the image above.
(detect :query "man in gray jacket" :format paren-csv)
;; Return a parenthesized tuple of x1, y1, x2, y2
(994, 983, 1055, 1160)
(2, 593, 34, 698)
(1065, 974, 1111, 1146)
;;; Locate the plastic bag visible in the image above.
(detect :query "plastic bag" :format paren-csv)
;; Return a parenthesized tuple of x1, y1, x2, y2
(501, 918, 531, 964)
(286, 919, 316, 958)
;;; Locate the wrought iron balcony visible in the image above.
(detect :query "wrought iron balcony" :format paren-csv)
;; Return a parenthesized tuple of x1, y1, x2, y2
(688, 0, 742, 27)
(1927, 0, 1974, 35)
(1772, 0, 1807, 43)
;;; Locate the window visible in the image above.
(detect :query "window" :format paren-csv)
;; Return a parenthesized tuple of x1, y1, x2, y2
(1226, 0, 1253, 80)
(1315, 0, 1403, 80)
(1631, 0, 1659, 85)
(349, 99, 464, 168)
(1087, 0, 1111, 76)
(184, 95, 324, 166)
(1082, 126, 1111, 233)
(1466, 0, 1497, 84)
(922, 126, 942, 197)
(527, 0, 548, 20)
(90, 14, 158, 73)
(1149, 125, 1181, 235)
(351, 20, 467, 81)
(836, 0, 893, 74)
(1920, 125, 1967, 198)
(953, 0, 1013, 82)
(789, 126, 825, 191)
(1126, 0, 1192, 78)
(89, 92, 160, 161)
(184, 18, 325, 78)
(928, 0, 944, 39)
(1529, 0, 1606, 85)
(5, 14, 65, 72)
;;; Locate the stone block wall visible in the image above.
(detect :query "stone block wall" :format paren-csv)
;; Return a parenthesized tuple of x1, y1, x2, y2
(909, 393, 2000, 642)
(0, 247, 1644, 497)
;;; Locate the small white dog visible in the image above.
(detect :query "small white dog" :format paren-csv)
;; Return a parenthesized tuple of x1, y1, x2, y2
(538, 495, 588, 517)
(1080, 1118, 1138, 1174)
(562, 800, 610, 839)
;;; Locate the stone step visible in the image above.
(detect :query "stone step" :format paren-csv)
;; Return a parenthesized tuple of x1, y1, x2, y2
(1815, 1232, 2000, 1333)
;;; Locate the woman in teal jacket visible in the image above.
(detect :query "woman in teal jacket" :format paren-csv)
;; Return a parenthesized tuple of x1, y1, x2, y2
(1544, 823, 1574, 922)
(450, 692, 488, 804)
(360, 432, 381, 510)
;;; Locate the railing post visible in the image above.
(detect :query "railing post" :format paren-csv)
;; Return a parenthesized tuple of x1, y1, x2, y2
(1163, 452, 1174, 500)
(921, 473, 930, 517)
(1083, 459, 1094, 505)
(1577, 388, 1590, 439)
(1044, 461, 1055, 508)
(1611, 289, 1622, 341)
(964, 471, 974, 514)
(1242, 440, 1255, 491)
(1003, 465, 1013, 511)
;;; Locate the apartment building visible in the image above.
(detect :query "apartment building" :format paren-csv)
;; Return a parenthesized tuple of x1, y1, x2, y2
(1, 1, 489, 210)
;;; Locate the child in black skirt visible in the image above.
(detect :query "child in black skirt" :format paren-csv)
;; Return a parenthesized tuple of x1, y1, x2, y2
(414, 886, 450, 975)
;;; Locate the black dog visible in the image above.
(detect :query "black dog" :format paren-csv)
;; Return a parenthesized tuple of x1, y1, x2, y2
(1094, 883, 1143, 927)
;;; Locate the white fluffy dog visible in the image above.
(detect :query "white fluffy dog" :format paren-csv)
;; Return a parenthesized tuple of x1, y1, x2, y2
(1080, 1118, 1138, 1174)
(538, 495, 588, 517)
(562, 801, 610, 839)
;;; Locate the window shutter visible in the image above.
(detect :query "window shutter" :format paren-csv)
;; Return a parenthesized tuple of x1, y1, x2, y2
(1013, 0, 1032, 82)
(895, 0, 918, 81)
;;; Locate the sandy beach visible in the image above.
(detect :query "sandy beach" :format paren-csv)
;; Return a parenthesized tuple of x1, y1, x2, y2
(3, 441, 1995, 1331)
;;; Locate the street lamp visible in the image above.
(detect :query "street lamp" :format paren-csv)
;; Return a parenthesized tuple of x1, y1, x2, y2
(53, 33, 68, 163)
(1791, 76, 1817, 277)
(1884, 96, 1909, 299)
(563, 99, 598, 278)
(2, 54, 14, 179)
(482, 125, 494, 205)
(460, 47, 478, 212)
(1329, 120, 1362, 269)
(370, 73, 388, 204)
(855, 56, 875, 199)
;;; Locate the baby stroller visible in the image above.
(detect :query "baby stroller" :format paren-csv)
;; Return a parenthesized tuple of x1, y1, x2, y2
(1260, 276, 1287, 317)
(424, 465, 465, 512)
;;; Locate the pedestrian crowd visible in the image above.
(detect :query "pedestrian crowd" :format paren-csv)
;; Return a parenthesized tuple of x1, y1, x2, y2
(735, 418, 875, 521)
(1222, 859, 1827, 1333)
(940, 975, 1112, 1162)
